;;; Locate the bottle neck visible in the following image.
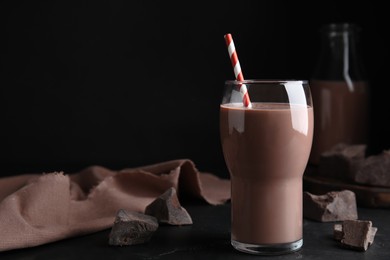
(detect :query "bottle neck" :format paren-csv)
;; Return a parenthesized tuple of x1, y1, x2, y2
(312, 24, 367, 81)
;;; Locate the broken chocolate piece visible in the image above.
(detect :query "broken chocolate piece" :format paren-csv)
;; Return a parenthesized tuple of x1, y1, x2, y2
(303, 190, 358, 222)
(318, 143, 366, 180)
(353, 150, 390, 187)
(333, 223, 343, 241)
(333, 220, 378, 251)
(145, 187, 193, 225)
(318, 143, 390, 188)
(108, 209, 158, 246)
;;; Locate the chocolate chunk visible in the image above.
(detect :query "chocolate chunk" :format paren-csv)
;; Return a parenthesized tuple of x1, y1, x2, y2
(333, 223, 344, 241)
(369, 227, 378, 245)
(353, 150, 390, 187)
(108, 209, 158, 246)
(303, 190, 358, 222)
(318, 143, 390, 188)
(333, 220, 378, 251)
(318, 143, 366, 180)
(145, 187, 193, 225)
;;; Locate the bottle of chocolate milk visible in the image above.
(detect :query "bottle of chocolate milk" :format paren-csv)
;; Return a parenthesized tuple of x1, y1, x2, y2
(309, 23, 370, 165)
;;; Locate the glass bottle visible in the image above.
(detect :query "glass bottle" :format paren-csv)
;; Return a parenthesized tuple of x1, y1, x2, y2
(309, 23, 370, 165)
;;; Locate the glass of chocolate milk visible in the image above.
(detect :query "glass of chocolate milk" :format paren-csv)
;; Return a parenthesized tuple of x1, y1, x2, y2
(220, 80, 314, 255)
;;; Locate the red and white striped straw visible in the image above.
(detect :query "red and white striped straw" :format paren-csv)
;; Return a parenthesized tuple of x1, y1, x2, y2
(224, 33, 252, 108)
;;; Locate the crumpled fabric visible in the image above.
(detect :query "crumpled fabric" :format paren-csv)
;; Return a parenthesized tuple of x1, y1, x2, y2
(0, 159, 230, 252)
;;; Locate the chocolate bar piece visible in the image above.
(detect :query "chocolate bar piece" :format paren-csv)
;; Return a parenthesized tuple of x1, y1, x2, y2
(333, 223, 344, 241)
(353, 150, 390, 187)
(318, 143, 390, 188)
(334, 220, 378, 251)
(303, 190, 358, 222)
(108, 209, 158, 246)
(145, 187, 193, 225)
(318, 143, 366, 180)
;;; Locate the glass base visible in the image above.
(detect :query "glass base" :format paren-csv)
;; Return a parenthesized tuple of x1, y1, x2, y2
(231, 239, 303, 255)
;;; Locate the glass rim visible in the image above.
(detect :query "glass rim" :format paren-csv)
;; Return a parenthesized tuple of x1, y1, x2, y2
(224, 79, 308, 84)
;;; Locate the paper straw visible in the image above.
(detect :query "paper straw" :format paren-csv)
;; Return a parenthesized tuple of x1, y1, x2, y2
(224, 33, 252, 108)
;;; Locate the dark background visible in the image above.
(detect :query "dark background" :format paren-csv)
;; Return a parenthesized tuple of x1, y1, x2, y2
(1, 0, 389, 178)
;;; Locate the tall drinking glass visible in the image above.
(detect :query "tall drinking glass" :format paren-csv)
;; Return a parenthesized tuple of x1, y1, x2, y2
(220, 80, 314, 255)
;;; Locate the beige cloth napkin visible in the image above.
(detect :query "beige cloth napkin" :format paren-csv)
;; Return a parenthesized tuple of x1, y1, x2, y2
(0, 159, 230, 252)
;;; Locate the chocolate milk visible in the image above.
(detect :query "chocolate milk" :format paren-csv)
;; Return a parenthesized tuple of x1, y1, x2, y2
(220, 102, 313, 244)
(309, 80, 368, 165)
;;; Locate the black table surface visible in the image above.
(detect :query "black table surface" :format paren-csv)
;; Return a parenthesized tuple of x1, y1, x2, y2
(1, 202, 389, 260)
